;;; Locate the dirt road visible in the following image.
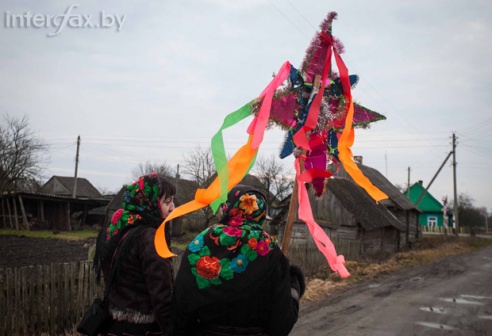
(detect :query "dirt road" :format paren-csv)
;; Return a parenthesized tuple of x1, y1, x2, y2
(293, 246, 492, 336)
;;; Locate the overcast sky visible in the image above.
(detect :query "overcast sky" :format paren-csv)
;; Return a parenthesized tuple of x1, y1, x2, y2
(1, 0, 491, 212)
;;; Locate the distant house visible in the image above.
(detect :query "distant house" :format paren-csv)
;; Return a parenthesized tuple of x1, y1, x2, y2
(0, 176, 109, 231)
(276, 176, 407, 260)
(406, 181, 448, 232)
(348, 160, 421, 245)
(39, 176, 103, 198)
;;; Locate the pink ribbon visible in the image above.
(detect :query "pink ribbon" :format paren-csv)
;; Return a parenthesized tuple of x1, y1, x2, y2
(250, 61, 292, 148)
(294, 158, 350, 278)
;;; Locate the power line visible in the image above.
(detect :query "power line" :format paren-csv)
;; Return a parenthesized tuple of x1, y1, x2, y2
(285, 0, 317, 30)
(266, 0, 310, 39)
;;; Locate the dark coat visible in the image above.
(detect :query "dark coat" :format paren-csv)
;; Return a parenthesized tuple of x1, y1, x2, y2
(173, 251, 299, 336)
(102, 226, 174, 334)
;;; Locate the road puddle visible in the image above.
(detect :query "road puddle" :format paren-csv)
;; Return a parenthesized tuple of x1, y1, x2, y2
(478, 315, 492, 320)
(419, 306, 447, 314)
(440, 297, 484, 305)
(415, 322, 455, 330)
(368, 284, 380, 288)
(460, 294, 492, 300)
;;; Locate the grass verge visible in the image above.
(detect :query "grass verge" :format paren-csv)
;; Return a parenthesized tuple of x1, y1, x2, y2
(302, 235, 492, 302)
(0, 229, 98, 240)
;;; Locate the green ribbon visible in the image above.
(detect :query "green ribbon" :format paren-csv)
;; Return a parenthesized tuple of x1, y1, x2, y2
(210, 100, 256, 212)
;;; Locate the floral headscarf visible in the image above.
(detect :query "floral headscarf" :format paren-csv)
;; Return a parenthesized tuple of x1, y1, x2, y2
(180, 185, 279, 291)
(94, 173, 172, 285)
(106, 172, 162, 241)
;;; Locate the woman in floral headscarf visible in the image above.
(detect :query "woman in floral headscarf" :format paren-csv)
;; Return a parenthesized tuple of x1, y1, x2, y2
(173, 185, 305, 336)
(94, 172, 176, 336)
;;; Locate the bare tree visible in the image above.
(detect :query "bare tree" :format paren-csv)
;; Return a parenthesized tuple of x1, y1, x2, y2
(182, 146, 215, 187)
(131, 161, 175, 181)
(449, 193, 487, 234)
(182, 146, 216, 228)
(0, 115, 48, 193)
(252, 154, 293, 209)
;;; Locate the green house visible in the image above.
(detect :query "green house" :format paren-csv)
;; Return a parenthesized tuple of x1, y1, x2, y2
(405, 181, 445, 230)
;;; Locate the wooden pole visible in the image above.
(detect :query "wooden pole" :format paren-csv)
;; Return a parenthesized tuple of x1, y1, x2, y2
(6, 197, 13, 229)
(1, 197, 5, 228)
(72, 135, 80, 198)
(66, 202, 71, 231)
(281, 75, 321, 255)
(281, 180, 298, 255)
(452, 133, 459, 236)
(18, 195, 29, 231)
(12, 197, 19, 230)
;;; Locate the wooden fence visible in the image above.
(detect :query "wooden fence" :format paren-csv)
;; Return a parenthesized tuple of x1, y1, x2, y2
(0, 257, 183, 336)
(0, 261, 101, 335)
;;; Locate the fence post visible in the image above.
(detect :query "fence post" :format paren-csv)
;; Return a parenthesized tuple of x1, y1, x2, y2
(0, 269, 5, 336)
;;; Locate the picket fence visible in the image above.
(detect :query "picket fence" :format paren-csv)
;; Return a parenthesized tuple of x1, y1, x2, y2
(0, 261, 101, 336)
(0, 256, 183, 336)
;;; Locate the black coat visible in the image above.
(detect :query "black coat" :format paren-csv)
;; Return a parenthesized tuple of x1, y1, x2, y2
(173, 250, 299, 336)
(101, 226, 174, 334)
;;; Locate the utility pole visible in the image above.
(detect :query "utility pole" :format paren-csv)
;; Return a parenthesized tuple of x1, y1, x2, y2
(485, 208, 489, 235)
(176, 164, 181, 179)
(407, 167, 411, 198)
(72, 135, 80, 199)
(452, 132, 459, 236)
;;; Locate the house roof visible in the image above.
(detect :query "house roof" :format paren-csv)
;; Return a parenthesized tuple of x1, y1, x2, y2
(326, 177, 406, 231)
(106, 186, 128, 212)
(39, 176, 103, 199)
(166, 176, 199, 205)
(1, 191, 109, 204)
(357, 164, 419, 211)
(407, 182, 443, 212)
(270, 177, 406, 232)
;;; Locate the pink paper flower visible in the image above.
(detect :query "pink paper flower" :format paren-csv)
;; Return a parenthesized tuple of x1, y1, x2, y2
(257, 240, 270, 256)
(228, 217, 243, 227)
(111, 209, 124, 224)
(223, 227, 243, 237)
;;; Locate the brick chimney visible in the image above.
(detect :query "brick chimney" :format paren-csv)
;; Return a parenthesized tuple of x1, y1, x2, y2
(354, 156, 363, 164)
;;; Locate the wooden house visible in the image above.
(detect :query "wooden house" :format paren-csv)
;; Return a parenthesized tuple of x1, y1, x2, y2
(39, 176, 103, 198)
(406, 181, 447, 232)
(0, 176, 109, 231)
(349, 160, 421, 246)
(276, 176, 406, 260)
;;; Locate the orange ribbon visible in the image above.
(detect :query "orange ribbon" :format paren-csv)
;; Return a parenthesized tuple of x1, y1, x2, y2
(154, 63, 292, 258)
(333, 50, 388, 202)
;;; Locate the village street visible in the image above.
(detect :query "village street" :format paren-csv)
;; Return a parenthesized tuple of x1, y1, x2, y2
(293, 246, 492, 336)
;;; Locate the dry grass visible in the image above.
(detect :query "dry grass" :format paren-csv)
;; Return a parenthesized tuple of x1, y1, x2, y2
(302, 235, 492, 302)
(0, 228, 98, 240)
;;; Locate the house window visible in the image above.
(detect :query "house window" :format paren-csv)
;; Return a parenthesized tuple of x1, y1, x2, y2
(428, 216, 437, 231)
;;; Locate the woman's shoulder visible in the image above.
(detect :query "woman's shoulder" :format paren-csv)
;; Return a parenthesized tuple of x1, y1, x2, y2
(139, 225, 157, 241)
